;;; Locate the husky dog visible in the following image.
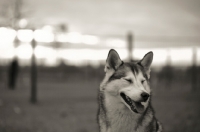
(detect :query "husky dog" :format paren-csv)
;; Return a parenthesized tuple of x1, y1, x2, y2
(98, 49, 162, 132)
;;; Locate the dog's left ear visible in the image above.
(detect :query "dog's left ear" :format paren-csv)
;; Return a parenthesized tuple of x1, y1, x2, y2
(138, 51, 153, 79)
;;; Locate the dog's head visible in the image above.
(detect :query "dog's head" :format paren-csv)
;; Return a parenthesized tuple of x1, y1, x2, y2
(101, 49, 153, 114)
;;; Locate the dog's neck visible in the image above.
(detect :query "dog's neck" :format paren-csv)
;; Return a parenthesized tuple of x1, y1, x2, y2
(104, 93, 155, 132)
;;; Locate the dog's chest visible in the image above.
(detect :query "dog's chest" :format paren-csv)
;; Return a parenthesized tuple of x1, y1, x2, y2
(105, 95, 140, 132)
(108, 111, 139, 132)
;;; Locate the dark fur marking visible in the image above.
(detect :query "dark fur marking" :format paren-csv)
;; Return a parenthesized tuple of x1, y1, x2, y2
(127, 62, 150, 82)
(108, 62, 126, 82)
(146, 116, 157, 132)
(108, 62, 146, 82)
(108, 71, 126, 82)
(128, 62, 139, 75)
(156, 120, 160, 131)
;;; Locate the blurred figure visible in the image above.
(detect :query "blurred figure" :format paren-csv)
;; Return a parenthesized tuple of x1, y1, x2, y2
(8, 57, 19, 90)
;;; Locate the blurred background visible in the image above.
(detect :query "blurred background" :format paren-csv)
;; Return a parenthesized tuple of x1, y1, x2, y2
(0, 0, 200, 132)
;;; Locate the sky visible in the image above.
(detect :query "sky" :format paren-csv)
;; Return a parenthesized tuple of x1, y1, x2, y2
(0, 0, 200, 66)
(26, 0, 200, 37)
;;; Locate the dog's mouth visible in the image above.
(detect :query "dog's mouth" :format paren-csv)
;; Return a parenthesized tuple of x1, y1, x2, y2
(120, 93, 144, 113)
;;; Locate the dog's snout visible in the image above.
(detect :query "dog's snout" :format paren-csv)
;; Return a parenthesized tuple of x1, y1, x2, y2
(141, 92, 149, 102)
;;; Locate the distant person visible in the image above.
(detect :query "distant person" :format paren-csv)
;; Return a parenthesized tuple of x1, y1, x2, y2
(8, 58, 19, 90)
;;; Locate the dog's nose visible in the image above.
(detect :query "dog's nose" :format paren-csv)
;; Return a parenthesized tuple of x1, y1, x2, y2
(141, 92, 149, 102)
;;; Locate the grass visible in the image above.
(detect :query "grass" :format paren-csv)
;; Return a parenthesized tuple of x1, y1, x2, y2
(0, 66, 200, 132)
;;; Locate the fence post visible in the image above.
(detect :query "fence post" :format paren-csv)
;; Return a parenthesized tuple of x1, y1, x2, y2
(30, 37, 37, 103)
(8, 36, 20, 90)
(192, 47, 197, 91)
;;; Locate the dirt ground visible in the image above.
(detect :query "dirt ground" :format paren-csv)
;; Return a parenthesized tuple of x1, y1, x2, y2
(0, 67, 200, 132)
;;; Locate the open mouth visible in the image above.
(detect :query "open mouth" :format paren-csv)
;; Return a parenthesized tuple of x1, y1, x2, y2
(120, 93, 144, 113)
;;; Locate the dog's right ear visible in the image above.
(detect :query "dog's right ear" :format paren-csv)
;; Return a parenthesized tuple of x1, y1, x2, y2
(104, 49, 123, 72)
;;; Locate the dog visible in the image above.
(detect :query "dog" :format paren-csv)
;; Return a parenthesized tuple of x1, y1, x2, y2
(97, 49, 162, 132)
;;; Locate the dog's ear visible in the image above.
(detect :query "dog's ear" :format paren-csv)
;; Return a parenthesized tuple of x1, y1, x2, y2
(104, 49, 123, 72)
(138, 51, 153, 79)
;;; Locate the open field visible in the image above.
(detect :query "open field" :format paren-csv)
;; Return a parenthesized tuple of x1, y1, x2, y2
(0, 66, 200, 132)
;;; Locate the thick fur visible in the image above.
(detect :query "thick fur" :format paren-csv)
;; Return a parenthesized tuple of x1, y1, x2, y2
(97, 49, 162, 132)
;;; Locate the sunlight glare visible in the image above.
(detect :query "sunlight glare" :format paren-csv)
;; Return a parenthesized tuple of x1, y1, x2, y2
(16, 44, 33, 59)
(0, 48, 15, 59)
(34, 45, 58, 66)
(56, 33, 68, 42)
(105, 39, 125, 48)
(59, 48, 127, 61)
(82, 35, 99, 45)
(0, 27, 16, 43)
(34, 45, 57, 59)
(170, 48, 192, 66)
(34, 29, 54, 43)
(17, 29, 33, 42)
(66, 32, 82, 44)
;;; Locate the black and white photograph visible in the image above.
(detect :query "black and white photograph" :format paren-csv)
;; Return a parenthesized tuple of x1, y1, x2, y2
(0, 0, 200, 132)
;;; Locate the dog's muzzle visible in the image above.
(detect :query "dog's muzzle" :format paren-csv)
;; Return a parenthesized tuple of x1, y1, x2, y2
(120, 92, 149, 113)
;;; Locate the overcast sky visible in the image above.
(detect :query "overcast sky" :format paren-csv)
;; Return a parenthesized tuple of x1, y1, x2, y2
(26, 0, 200, 38)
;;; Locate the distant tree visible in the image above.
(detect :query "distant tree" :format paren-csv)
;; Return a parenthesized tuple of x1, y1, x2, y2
(0, 0, 12, 27)
(59, 23, 68, 32)
(0, 0, 27, 29)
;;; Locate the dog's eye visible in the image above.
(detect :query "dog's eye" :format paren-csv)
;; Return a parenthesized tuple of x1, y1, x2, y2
(124, 78, 132, 83)
(141, 80, 146, 84)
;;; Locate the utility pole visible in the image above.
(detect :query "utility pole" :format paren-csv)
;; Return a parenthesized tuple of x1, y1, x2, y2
(127, 32, 133, 61)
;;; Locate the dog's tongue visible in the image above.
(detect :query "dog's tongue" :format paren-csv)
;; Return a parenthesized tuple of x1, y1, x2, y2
(135, 102, 144, 113)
